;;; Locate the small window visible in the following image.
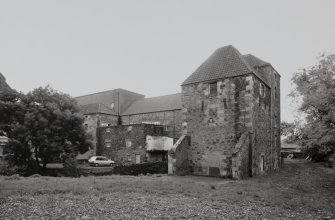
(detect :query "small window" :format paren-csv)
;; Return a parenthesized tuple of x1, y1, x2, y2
(209, 82, 218, 96)
(126, 140, 132, 148)
(84, 124, 88, 129)
(85, 115, 89, 119)
(105, 142, 111, 148)
(260, 83, 265, 97)
(201, 100, 204, 111)
(223, 98, 227, 109)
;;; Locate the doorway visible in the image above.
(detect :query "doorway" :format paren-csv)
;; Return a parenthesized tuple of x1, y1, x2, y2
(135, 154, 141, 164)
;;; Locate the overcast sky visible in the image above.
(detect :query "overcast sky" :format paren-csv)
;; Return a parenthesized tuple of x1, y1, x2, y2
(1, 1, 335, 122)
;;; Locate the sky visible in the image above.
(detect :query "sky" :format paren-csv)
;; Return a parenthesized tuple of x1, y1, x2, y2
(1, 1, 335, 122)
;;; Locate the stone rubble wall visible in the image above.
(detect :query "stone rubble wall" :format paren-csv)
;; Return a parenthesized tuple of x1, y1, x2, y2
(77, 114, 119, 160)
(97, 124, 169, 164)
(232, 132, 251, 179)
(168, 135, 191, 175)
(122, 110, 182, 139)
(181, 75, 254, 177)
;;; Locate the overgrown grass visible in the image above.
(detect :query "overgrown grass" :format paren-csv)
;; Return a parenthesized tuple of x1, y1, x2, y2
(0, 160, 334, 218)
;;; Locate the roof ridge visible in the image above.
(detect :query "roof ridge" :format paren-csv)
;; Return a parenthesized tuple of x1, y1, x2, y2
(144, 93, 181, 99)
(230, 46, 255, 73)
(75, 89, 117, 98)
(242, 54, 270, 67)
(75, 88, 144, 98)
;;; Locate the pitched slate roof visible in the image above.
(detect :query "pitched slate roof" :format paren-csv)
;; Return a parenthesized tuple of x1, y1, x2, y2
(122, 93, 182, 115)
(242, 54, 269, 68)
(182, 45, 255, 85)
(182, 45, 272, 86)
(75, 89, 144, 106)
(79, 103, 117, 115)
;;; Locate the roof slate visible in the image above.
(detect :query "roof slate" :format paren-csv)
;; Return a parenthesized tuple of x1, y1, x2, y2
(242, 54, 269, 68)
(182, 45, 255, 85)
(75, 89, 144, 106)
(122, 93, 182, 115)
(79, 103, 117, 115)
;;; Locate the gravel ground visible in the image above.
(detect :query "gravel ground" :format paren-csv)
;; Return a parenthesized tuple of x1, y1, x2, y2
(0, 192, 316, 219)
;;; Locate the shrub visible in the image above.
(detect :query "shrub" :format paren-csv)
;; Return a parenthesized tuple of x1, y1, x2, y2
(62, 154, 82, 177)
(113, 162, 167, 176)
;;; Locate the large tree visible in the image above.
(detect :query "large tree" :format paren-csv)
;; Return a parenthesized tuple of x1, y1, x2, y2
(0, 86, 92, 169)
(291, 53, 335, 160)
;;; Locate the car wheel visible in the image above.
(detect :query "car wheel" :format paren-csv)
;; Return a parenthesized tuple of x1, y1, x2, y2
(110, 163, 113, 166)
(95, 163, 99, 167)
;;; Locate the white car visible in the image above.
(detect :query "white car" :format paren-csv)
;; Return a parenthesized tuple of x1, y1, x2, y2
(88, 156, 115, 167)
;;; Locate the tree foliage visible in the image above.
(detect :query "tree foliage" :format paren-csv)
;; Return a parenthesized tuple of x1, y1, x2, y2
(280, 121, 302, 144)
(0, 86, 92, 169)
(290, 53, 335, 160)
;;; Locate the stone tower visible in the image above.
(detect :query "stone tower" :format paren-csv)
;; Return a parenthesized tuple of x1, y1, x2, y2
(180, 45, 280, 178)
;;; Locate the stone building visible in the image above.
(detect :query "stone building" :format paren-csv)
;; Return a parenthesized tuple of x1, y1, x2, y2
(97, 124, 174, 164)
(180, 45, 280, 178)
(75, 90, 182, 160)
(76, 45, 280, 179)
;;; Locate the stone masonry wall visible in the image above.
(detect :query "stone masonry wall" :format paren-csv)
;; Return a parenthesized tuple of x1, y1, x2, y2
(250, 75, 272, 176)
(97, 124, 167, 164)
(181, 75, 254, 177)
(271, 69, 281, 169)
(77, 114, 119, 160)
(254, 66, 281, 169)
(122, 110, 182, 140)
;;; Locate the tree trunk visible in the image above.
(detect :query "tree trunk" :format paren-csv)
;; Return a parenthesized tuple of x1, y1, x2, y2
(42, 157, 49, 170)
(34, 146, 41, 170)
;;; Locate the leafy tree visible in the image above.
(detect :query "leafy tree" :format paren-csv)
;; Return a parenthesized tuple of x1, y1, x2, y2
(1, 86, 92, 170)
(280, 121, 302, 144)
(290, 53, 335, 161)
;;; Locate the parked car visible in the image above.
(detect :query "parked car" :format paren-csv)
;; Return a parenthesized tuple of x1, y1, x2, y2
(88, 156, 115, 167)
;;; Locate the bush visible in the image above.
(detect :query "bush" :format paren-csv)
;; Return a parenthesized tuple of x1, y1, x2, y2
(113, 162, 167, 176)
(62, 154, 82, 177)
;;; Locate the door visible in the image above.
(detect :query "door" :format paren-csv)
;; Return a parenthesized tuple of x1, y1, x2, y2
(135, 154, 141, 164)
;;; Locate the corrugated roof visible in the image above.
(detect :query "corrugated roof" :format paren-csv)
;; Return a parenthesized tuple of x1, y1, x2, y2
(122, 93, 182, 115)
(79, 103, 117, 115)
(242, 54, 270, 68)
(182, 45, 255, 85)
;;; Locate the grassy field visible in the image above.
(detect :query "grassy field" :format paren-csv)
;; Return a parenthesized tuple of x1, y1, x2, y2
(0, 160, 334, 219)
